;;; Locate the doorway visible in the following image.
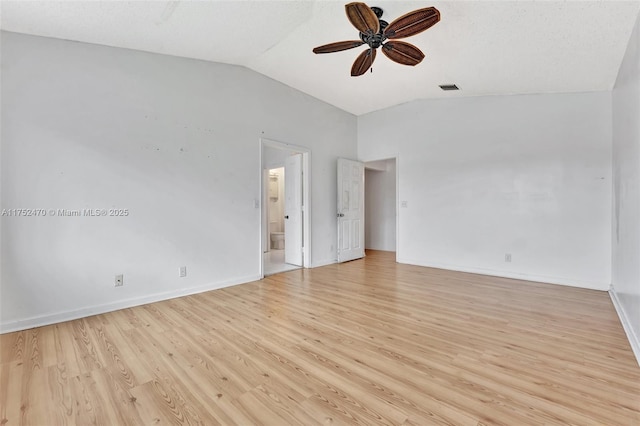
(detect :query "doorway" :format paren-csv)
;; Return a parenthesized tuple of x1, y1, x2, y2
(265, 166, 291, 274)
(261, 139, 311, 277)
(364, 158, 397, 255)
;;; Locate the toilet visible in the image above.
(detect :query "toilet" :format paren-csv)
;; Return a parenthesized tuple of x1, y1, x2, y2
(270, 232, 285, 250)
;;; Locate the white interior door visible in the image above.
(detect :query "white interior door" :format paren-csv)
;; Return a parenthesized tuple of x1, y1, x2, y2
(285, 154, 303, 266)
(337, 158, 365, 262)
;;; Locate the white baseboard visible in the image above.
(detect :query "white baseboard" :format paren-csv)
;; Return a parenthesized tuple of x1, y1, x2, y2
(0, 274, 261, 334)
(609, 287, 640, 367)
(396, 257, 609, 291)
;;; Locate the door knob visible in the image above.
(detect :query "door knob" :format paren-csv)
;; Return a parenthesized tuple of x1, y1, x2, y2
(337, 213, 344, 217)
(284, 215, 289, 219)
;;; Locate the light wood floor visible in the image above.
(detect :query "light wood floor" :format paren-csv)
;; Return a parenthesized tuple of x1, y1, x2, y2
(1, 250, 639, 425)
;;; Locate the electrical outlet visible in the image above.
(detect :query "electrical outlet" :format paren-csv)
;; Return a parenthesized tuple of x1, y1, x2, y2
(115, 274, 123, 287)
(179, 266, 187, 277)
(505, 253, 512, 262)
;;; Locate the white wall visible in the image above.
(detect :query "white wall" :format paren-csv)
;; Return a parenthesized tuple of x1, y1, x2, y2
(365, 159, 396, 251)
(358, 92, 612, 289)
(612, 12, 640, 363)
(0, 32, 356, 332)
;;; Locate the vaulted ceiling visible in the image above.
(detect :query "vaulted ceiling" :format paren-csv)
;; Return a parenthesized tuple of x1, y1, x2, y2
(2, 1, 639, 115)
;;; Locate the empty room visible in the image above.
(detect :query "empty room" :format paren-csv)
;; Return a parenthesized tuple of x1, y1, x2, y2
(1, 1, 640, 424)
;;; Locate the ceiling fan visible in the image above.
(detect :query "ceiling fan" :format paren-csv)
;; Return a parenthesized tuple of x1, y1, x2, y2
(313, 2, 440, 77)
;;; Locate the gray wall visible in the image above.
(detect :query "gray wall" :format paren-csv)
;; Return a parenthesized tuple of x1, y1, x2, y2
(358, 92, 612, 290)
(612, 12, 640, 363)
(0, 32, 356, 331)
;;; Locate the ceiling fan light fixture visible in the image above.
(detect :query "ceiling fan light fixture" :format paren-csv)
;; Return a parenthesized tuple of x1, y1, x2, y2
(439, 84, 459, 91)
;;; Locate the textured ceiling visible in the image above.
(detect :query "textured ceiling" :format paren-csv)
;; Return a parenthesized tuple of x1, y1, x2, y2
(2, 1, 639, 115)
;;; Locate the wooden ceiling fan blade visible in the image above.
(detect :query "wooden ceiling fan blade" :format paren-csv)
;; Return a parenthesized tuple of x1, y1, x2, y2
(351, 48, 376, 77)
(384, 7, 440, 39)
(382, 41, 425, 66)
(345, 2, 380, 35)
(313, 40, 365, 54)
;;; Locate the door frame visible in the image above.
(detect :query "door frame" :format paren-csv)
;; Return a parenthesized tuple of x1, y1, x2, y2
(259, 138, 311, 278)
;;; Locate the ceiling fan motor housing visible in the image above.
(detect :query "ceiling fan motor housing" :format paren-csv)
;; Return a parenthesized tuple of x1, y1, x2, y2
(358, 6, 386, 48)
(359, 18, 388, 48)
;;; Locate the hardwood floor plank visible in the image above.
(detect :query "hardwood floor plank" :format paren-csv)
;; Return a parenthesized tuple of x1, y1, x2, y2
(1, 250, 639, 424)
(124, 328, 245, 424)
(87, 367, 146, 425)
(128, 379, 193, 425)
(0, 332, 25, 365)
(46, 363, 74, 425)
(70, 319, 106, 374)
(0, 362, 24, 425)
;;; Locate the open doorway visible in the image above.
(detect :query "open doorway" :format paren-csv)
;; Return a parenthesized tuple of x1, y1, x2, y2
(265, 166, 293, 274)
(261, 139, 311, 277)
(364, 158, 397, 255)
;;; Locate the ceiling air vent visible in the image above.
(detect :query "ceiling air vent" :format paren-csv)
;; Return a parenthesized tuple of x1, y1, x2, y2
(439, 84, 459, 91)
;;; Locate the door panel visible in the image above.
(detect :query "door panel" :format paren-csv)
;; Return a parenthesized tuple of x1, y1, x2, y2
(341, 221, 350, 250)
(337, 158, 365, 262)
(285, 154, 303, 266)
